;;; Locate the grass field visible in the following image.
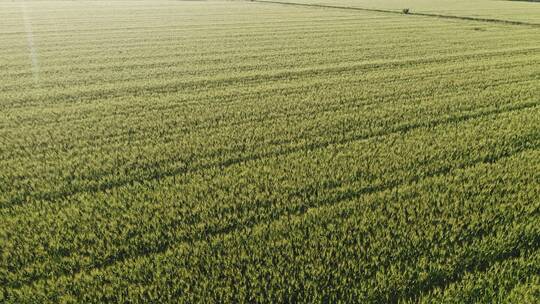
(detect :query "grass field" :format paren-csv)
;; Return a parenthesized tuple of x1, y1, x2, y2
(1, 0, 540, 302)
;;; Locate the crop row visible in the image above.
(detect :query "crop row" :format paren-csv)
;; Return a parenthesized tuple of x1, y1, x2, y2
(2, 104, 540, 291)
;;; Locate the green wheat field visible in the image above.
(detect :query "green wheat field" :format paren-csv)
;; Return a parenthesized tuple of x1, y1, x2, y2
(1, 0, 540, 302)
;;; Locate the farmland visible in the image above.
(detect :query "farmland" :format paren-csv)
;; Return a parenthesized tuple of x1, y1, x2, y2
(1, 0, 540, 302)
(272, 0, 540, 23)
